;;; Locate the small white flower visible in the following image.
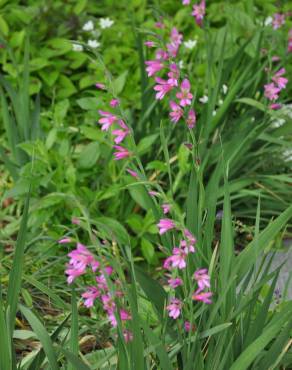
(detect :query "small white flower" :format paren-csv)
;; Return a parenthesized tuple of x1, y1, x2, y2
(99, 17, 114, 29)
(178, 60, 184, 69)
(72, 43, 83, 52)
(87, 39, 100, 48)
(218, 99, 223, 105)
(184, 39, 197, 50)
(264, 16, 273, 26)
(199, 95, 208, 104)
(283, 149, 292, 161)
(271, 118, 285, 128)
(222, 84, 228, 94)
(212, 110, 217, 116)
(251, 117, 255, 122)
(83, 20, 94, 31)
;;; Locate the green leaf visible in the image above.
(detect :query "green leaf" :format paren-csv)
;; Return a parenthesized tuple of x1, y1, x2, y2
(112, 71, 128, 94)
(76, 97, 101, 110)
(77, 142, 100, 169)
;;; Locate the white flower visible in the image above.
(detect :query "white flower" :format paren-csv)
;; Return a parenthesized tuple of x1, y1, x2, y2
(184, 39, 197, 50)
(283, 149, 292, 162)
(83, 20, 94, 31)
(212, 110, 217, 116)
(72, 43, 83, 52)
(87, 39, 100, 48)
(218, 99, 223, 105)
(99, 17, 114, 29)
(199, 95, 208, 104)
(222, 84, 228, 94)
(271, 118, 285, 128)
(178, 60, 184, 69)
(264, 16, 273, 26)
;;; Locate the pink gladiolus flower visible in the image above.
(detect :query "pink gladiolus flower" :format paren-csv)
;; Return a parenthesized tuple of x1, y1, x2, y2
(180, 240, 195, 254)
(264, 83, 280, 101)
(154, 77, 173, 100)
(184, 321, 195, 332)
(108, 312, 117, 327)
(148, 190, 159, 197)
(95, 83, 106, 89)
(186, 109, 196, 128)
(104, 266, 113, 275)
(169, 101, 183, 123)
(272, 13, 285, 30)
(120, 309, 131, 321)
(156, 49, 169, 60)
(96, 274, 108, 290)
(58, 238, 72, 244)
(144, 41, 156, 48)
(182, 0, 190, 4)
(176, 79, 193, 107)
(192, 290, 212, 304)
(113, 145, 131, 160)
(157, 218, 175, 234)
(171, 247, 187, 269)
(66, 243, 99, 284)
(269, 103, 282, 110)
(162, 203, 171, 214)
(167, 63, 179, 87)
(193, 269, 211, 292)
(112, 120, 129, 144)
(82, 286, 100, 307)
(168, 277, 183, 288)
(155, 21, 164, 29)
(163, 256, 173, 270)
(72, 217, 80, 225)
(126, 169, 139, 178)
(272, 68, 288, 90)
(110, 99, 119, 107)
(102, 294, 116, 313)
(166, 298, 182, 319)
(166, 28, 183, 57)
(123, 329, 134, 342)
(184, 229, 197, 246)
(98, 110, 117, 131)
(271, 55, 281, 62)
(145, 60, 164, 77)
(192, 0, 206, 26)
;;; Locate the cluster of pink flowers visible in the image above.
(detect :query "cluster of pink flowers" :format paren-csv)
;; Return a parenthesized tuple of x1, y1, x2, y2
(96, 92, 130, 160)
(145, 27, 196, 129)
(182, 0, 206, 26)
(65, 243, 133, 342)
(264, 68, 288, 109)
(157, 218, 212, 322)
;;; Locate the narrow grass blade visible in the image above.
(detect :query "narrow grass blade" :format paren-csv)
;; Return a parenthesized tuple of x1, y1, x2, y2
(68, 287, 79, 370)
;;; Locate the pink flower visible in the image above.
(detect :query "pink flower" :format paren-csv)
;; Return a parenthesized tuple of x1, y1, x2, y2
(126, 169, 139, 178)
(120, 309, 131, 321)
(144, 41, 156, 48)
(264, 83, 280, 101)
(166, 298, 182, 319)
(58, 238, 72, 244)
(162, 203, 171, 214)
(110, 99, 119, 107)
(96, 274, 108, 290)
(168, 277, 183, 288)
(154, 77, 173, 100)
(186, 109, 196, 128)
(123, 329, 133, 343)
(156, 49, 169, 60)
(112, 120, 129, 144)
(270, 103, 282, 110)
(157, 218, 175, 234)
(272, 68, 288, 90)
(113, 145, 131, 160)
(98, 110, 117, 131)
(145, 60, 164, 77)
(171, 247, 187, 269)
(184, 321, 195, 332)
(169, 101, 183, 123)
(180, 240, 195, 254)
(192, 290, 212, 304)
(104, 266, 113, 275)
(95, 83, 106, 90)
(182, 0, 190, 4)
(176, 79, 193, 107)
(82, 286, 100, 307)
(192, 0, 206, 26)
(193, 269, 211, 292)
(65, 243, 99, 284)
(166, 28, 183, 57)
(167, 63, 179, 87)
(72, 217, 80, 225)
(184, 229, 197, 246)
(101, 294, 116, 314)
(108, 312, 117, 327)
(272, 13, 285, 30)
